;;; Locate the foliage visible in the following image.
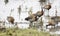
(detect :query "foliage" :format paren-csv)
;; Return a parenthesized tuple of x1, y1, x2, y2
(0, 28, 56, 36)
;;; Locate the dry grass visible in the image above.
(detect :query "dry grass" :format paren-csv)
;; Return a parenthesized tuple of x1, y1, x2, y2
(0, 28, 56, 36)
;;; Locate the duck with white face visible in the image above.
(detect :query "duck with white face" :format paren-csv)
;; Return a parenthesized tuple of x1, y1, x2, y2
(25, 8, 44, 28)
(25, 8, 44, 22)
(7, 16, 15, 24)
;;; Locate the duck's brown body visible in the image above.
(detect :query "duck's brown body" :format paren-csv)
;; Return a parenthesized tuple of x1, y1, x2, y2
(7, 16, 15, 24)
(46, 16, 60, 28)
(25, 10, 44, 23)
(36, 10, 44, 17)
(51, 16, 60, 22)
(25, 14, 38, 23)
(44, 3, 51, 10)
(44, 4, 51, 10)
(48, 19, 56, 25)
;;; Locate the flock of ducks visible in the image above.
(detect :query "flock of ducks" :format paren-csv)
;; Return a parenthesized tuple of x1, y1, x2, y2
(0, 0, 60, 30)
(25, 0, 60, 29)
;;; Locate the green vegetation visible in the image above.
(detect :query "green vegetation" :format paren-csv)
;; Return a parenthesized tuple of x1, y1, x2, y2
(0, 28, 56, 36)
